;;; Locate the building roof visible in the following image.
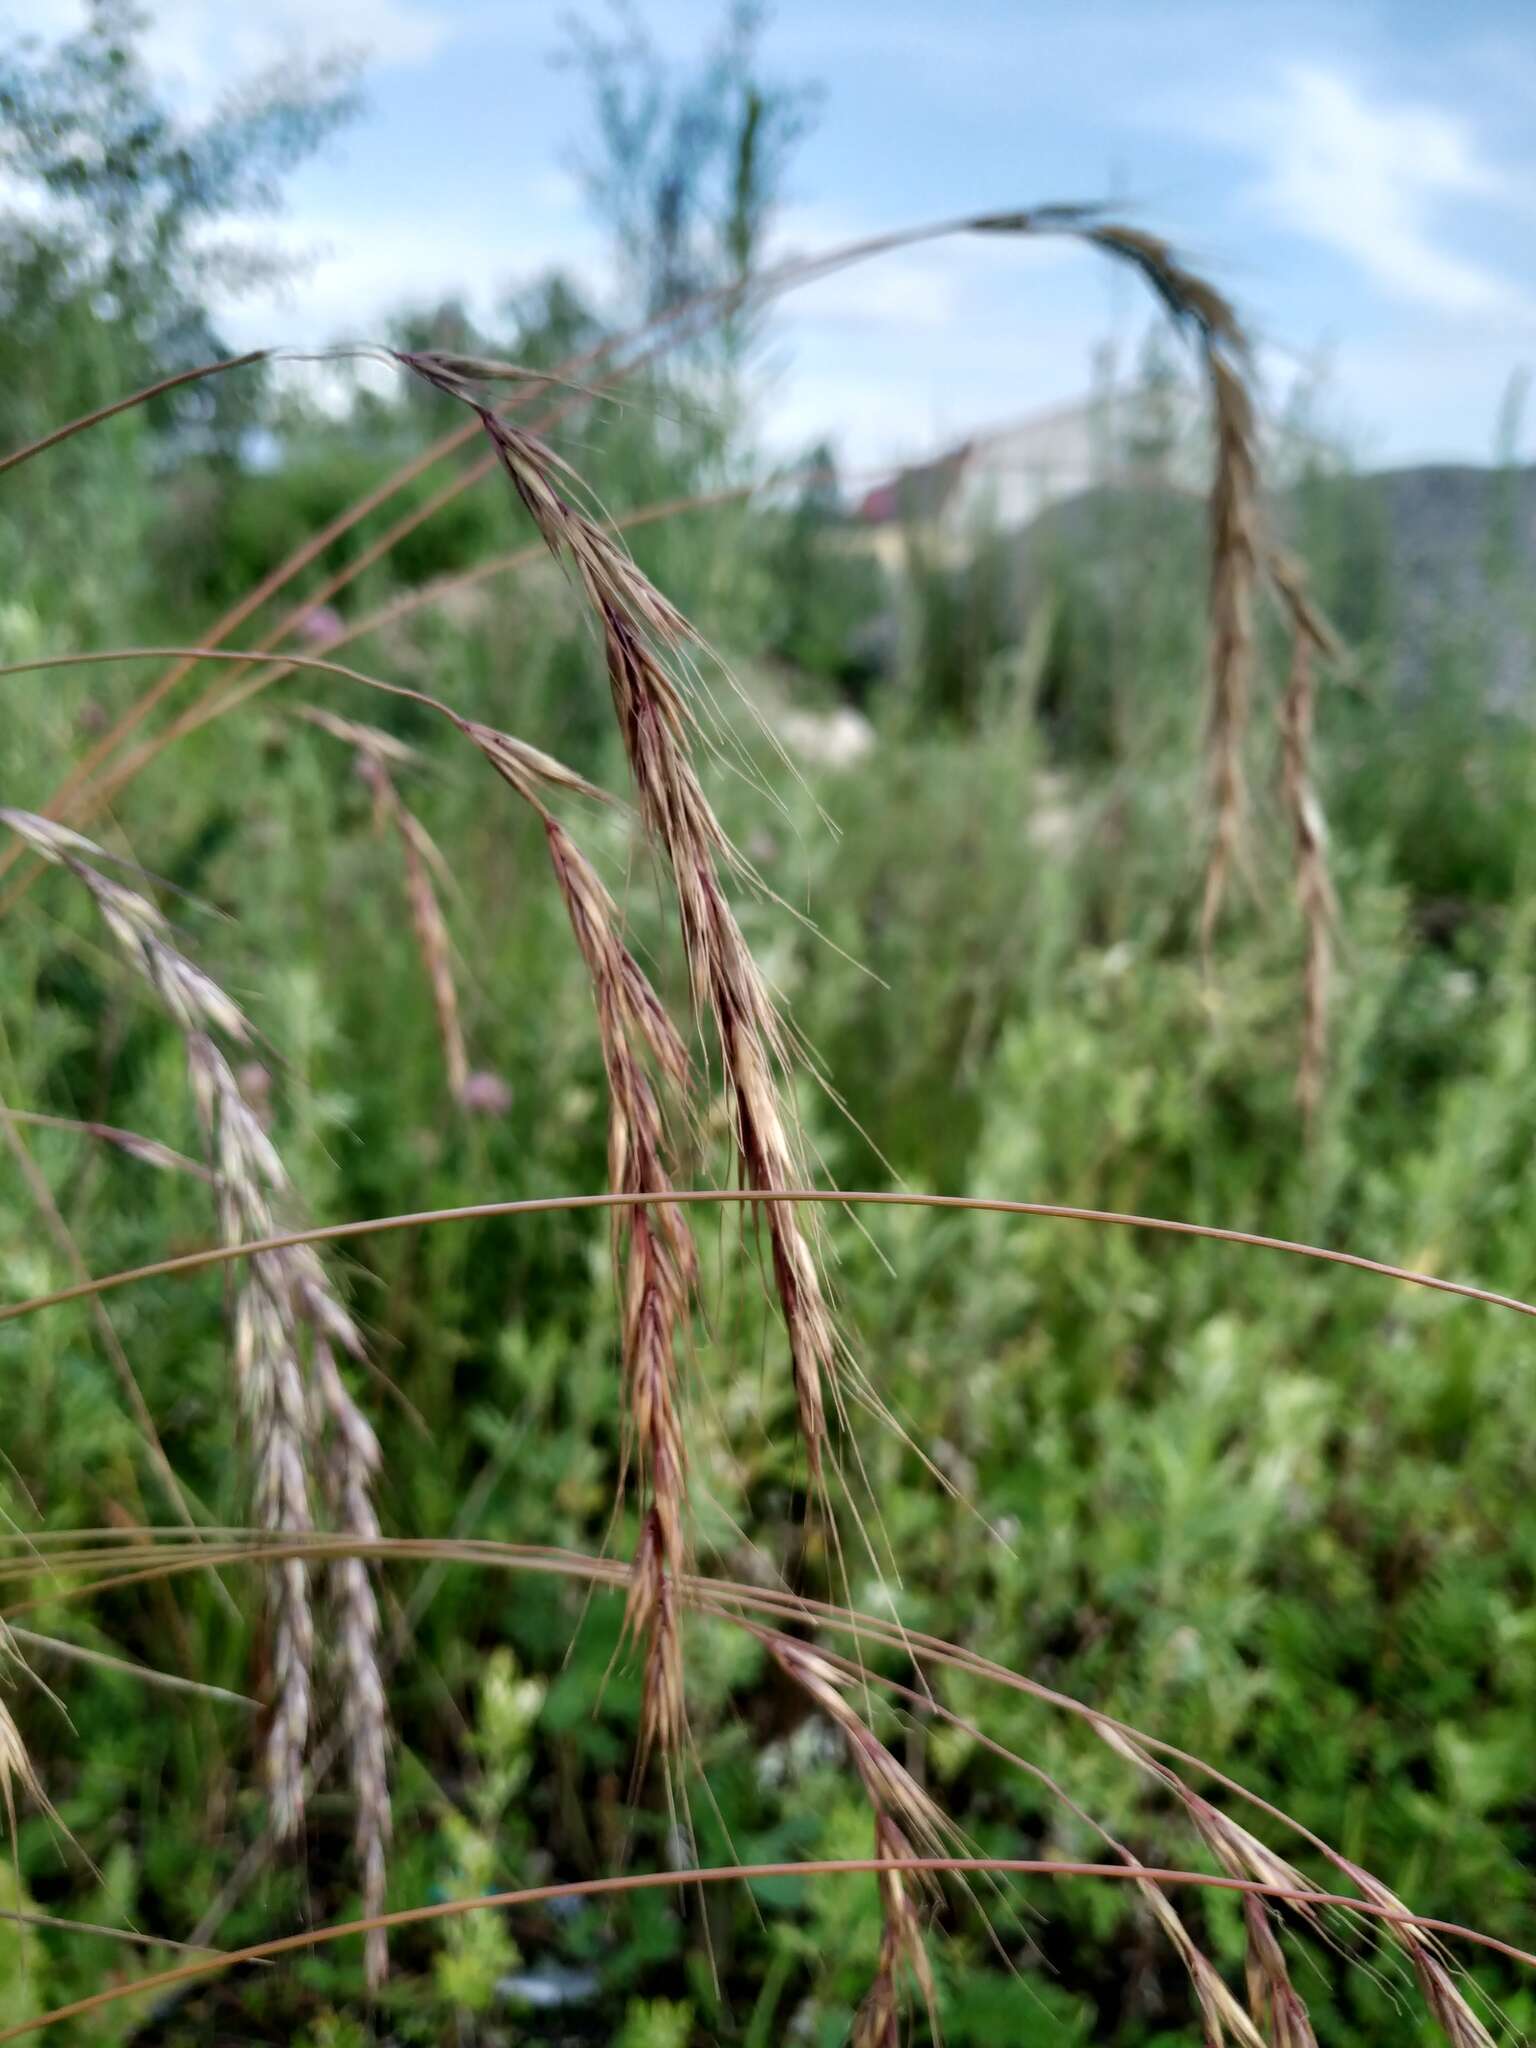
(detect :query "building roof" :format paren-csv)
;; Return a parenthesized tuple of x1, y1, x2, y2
(855, 441, 973, 526)
(856, 381, 1206, 527)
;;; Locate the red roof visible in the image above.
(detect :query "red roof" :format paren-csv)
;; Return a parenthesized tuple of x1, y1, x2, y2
(856, 442, 972, 525)
(857, 481, 900, 523)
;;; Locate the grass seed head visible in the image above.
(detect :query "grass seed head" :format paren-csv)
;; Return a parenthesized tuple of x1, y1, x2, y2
(393, 350, 842, 1483)
(1270, 549, 1341, 1127)
(315, 1338, 392, 1990)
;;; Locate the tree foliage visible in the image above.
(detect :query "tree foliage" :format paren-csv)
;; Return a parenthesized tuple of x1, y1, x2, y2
(0, 0, 358, 448)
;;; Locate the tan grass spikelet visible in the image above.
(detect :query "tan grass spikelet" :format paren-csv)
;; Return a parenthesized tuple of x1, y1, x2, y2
(0, 1698, 38, 1840)
(0, 820, 315, 1831)
(295, 708, 469, 1102)
(462, 732, 698, 1765)
(394, 349, 838, 1481)
(9, 809, 309, 1831)
(0, 810, 391, 1878)
(1096, 1719, 1322, 2047)
(0, 1628, 53, 1853)
(2, 1109, 213, 1181)
(1132, 1883, 1271, 2048)
(462, 721, 618, 808)
(766, 1638, 943, 2040)
(1239, 1896, 1321, 2048)
(1200, 353, 1261, 955)
(362, 760, 469, 1101)
(0, 812, 246, 1044)
(845, 1643, 1285, 2048)
(853, 1813, 941, 2048)
(1337, 1858, 1497, 2048)
(1040, 224, 1261, 955)
(1171, 1791, 1319, 2046)
(185, 1035, 316, 1839)
(533, 825, 694, 1765)
(624, 1509, 685, 1764)
(1269, 551, 1343, 1127)
(313, 1335, 392, 1991)
(292, 704, 421, 767)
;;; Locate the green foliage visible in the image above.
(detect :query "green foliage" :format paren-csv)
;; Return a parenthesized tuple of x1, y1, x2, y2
(902, 517, 1020, 728)
(0, 0, 356, 420)
(617, 1997, 694, 2048)
(561, 0, 818, 330)
(432, 1652, 545, 2014)
(0, 2, 358, 627)
(170, 429, 511, 606)
(763, 447, 890, 693)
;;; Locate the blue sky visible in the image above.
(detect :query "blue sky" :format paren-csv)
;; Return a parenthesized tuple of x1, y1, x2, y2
(21, 0, 1536, 473)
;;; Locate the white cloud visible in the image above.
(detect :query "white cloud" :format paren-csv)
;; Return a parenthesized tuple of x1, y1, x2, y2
(1243, 63, 1534, 321)
(203, 201, 608, 351)
(766, 296, 1117, 472)
(1300, 328, 1532, 466)
(776, 249, 961, 335)
(761, 365, 955, 469)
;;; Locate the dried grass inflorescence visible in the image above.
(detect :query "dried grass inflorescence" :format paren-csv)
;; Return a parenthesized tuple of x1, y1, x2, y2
(766, 1638, 941, 2040)
(980, 215, 1347, 1050)
(301, 681, 704, 1765)
(1338, 1858, 1497, 2048)
(1065, 226, 1259, 956)
(395, 349, 840, 1482)
(1269, 553, 1342, 1126)
(1009, 222, 1345, 1094)
(1200, 355, 1260, 954)
(969, 214, 1263, 945)
(1095, 1715, 1496, 2048)
(0, 1628, 48, 1846)
(313, 1335, 392, 1990)
(295, 707, 470, 1104)
(855, 1812, 940, 2048)
(0, 808, 391, 1973)
(466, 733, 698, 1766)
(2, 1108, 213, 1179)
(182, 1036, 320, 1839)
(1095, 1723, 1316, 2047)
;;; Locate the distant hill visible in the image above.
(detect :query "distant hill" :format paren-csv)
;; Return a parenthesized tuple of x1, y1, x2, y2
(1320, 465, 1535, 703)
(1013, 463, 1536, 704)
